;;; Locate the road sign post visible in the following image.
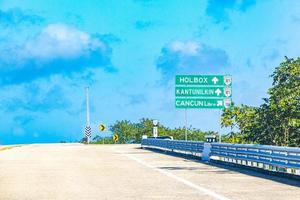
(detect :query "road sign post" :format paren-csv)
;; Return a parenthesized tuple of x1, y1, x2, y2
(153, 120, 158, 137)
(85, 87, 91, 144)
(184, 109, 187, 141)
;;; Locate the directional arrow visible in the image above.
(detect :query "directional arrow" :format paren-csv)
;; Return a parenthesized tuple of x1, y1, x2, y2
(217, 100, 223, 106)
(99, 124, 106, 132)
(215, 88, 222, 96)
(212, 77, 219, 84)
(113, 134, 119, 142)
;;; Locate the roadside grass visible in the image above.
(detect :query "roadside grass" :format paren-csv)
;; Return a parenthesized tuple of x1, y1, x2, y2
(0, 145, 22, 152)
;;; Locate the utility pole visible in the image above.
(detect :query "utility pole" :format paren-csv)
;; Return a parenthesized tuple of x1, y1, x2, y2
(85, 87, 91, 144)
(185, 109, 187, 141)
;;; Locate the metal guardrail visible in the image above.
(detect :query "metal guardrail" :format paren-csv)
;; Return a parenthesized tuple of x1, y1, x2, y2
(141, 138, 204, 155)
(141, 138, 300, 175)
(210, 143, 300, 174)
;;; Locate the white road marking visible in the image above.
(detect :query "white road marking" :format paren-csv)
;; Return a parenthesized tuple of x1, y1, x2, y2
(113, 148, 233, 200)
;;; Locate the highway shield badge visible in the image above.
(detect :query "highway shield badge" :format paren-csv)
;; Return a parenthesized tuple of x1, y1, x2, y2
(224, 76, 232, 86)
(224, 98, 232, 108)
(224, 87, 232, 97)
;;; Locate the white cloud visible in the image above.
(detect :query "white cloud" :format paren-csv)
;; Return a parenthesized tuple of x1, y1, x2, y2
(157, 41, 229, 81)
(0, 23, 114, 85)
(168, 41, 200, 55)
(23, 23, 105, 60)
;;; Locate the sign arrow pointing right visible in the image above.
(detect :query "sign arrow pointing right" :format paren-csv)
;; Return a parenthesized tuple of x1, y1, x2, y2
(217, 100, 223, 106)
(99, 124, 106, 132)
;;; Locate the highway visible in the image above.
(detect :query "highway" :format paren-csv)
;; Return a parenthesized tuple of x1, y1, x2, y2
(0, 144, 299, 200)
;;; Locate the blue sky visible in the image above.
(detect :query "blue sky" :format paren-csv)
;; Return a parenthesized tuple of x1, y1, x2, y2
(0, 0, 300, 144)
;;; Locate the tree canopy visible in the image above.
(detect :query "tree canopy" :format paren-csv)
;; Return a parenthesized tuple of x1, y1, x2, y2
(221, 57, 300, 146)
(90, 118, 215, 144)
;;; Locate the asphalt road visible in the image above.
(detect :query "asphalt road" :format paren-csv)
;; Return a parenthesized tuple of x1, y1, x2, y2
(0, 144, 299, 200)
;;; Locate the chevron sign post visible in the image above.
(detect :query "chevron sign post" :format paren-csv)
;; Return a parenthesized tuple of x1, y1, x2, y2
(175, 75, 232, 109)
(85, 126, 92, 139)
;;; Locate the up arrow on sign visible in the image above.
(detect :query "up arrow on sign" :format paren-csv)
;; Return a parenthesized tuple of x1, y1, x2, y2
(215, 88, 222, 96)
(212, 77, 219, 84)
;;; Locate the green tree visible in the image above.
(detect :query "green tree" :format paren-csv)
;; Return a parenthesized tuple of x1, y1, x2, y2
(221, 105, 258, 143)
(109, 118, 214, 143)
(221, 57, 300, 146)
(110, 120, 137, 144)
(267, 57, 300, 146)
(134, 118, 154, 142)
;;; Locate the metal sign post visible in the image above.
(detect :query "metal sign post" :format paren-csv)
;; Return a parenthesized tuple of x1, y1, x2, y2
(219, 109, 222, 142)
(153, 127, 158, 137)
(85, 87, 91, 144)
(185, 109, 187, 141)
(153, 120, 158, 137)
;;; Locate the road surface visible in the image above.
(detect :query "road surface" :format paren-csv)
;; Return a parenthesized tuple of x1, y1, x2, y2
(0, 144, 299, 200)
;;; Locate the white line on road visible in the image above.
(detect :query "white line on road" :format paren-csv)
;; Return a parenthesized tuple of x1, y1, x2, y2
(112, 148, 233, 200)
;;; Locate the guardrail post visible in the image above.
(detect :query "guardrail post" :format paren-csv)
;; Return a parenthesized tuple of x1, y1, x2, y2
(202, 143, 211, 161)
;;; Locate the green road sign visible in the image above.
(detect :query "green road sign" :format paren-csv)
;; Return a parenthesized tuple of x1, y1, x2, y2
(175, 98, 232, 109)
(175, 86, 231, 98)
(175, 74, 232, 109)
(176, 75, 232, 86)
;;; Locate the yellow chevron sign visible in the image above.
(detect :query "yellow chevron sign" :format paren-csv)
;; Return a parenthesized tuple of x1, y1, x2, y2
(113, 134, 119, 142)
(99, 124, 106, 132)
